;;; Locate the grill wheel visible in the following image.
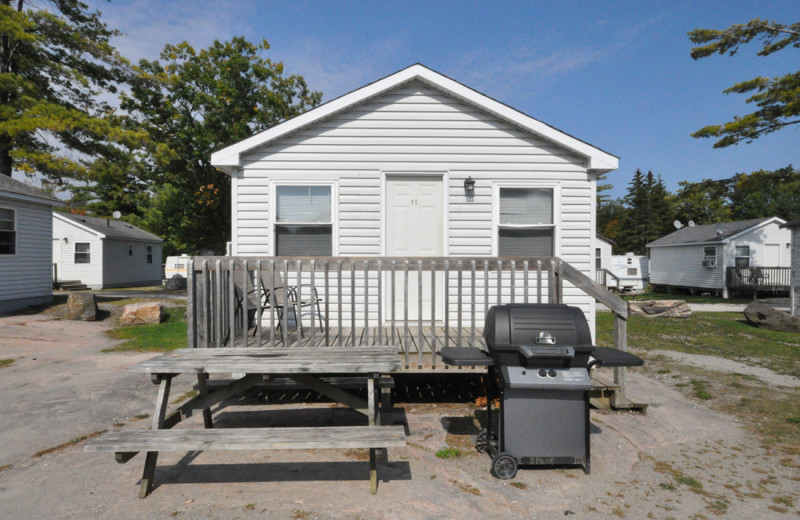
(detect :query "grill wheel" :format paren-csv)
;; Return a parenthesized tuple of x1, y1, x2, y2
(491, 453, 518, 480)
(474, 429, 497, 454)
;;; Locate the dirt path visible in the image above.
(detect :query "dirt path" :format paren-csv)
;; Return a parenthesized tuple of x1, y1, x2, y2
(0, 314, 798, 519)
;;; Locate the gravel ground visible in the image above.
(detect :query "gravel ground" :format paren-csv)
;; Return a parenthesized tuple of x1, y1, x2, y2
(0, 311, 798, 519)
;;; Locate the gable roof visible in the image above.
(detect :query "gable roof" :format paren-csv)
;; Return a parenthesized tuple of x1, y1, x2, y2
(0, 175, 61, 206)
(647, 217, 785, 247)
(211, 63, 619, 174)
(54, 212, 163, 242)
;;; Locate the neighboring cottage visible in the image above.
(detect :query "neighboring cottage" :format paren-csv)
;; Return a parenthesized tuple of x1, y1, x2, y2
(780, 220, 799, 316)
(0, 175, 61, 315)
(53, 212, 163, 289)
(647, 217, 791, 298)
(595, 234, 614, 285)
(210, 64, 618, 331)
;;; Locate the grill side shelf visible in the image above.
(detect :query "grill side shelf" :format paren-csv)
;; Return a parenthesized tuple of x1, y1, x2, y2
(439, 347, 495, 367)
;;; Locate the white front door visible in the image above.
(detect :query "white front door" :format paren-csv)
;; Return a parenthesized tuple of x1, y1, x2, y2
(764, 243, 781, 266)
(385, 175, 444, 321)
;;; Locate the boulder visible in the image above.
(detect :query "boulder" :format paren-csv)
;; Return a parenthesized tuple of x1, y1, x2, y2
(65, 293, 98, 321)
(164, 274, 187, 291)
(629, 299, 691, 318)
(120, 302, 164, 325)
(743, 302, 800, 333)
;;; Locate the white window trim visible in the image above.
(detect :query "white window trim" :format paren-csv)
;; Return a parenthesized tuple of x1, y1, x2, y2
(0, 206, 17, 256)
(269, 181, 338, 256)
(74, 242, 91, 264)
(492, 182, 560, 256)
(734, 244, 751, 267)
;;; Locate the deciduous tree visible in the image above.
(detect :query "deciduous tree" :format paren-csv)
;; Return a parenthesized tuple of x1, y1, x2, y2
(115, 37, 322, 255)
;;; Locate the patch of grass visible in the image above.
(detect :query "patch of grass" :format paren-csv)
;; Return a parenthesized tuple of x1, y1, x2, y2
(691, 380, 713, 400)
(510, 481, 527, 489)
(244, 503, 255, 510)
(0, 358, 14, 369)
(293, 509, 312, 520)
(33, 430, 106, 458)
(130, 413, 150, 421)
(435, 447, 462, 459)
(705, 499, 729, 516)
(660, 482, 676, 491)
(597, 311, 800, 378)
(103, 306, 187, 352)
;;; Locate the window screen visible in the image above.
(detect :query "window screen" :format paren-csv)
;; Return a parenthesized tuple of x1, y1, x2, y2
(0, 208, 15, 255)
(275, 186, 332, 256)
(734, 245, 750, 268)
(498, 188, 554, 256)
(75, 243, 91, 264)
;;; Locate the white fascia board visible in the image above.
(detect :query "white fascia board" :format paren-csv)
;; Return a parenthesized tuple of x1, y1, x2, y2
(211, 64, 619, 175)
(647, 241, 724, 248)
(724, 217, 786, 242)
(53, 212, 106, 239)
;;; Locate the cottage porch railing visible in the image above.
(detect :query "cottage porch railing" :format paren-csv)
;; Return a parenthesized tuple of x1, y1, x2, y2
(187, 256, 631, 404)
(726, 266, 791, 298)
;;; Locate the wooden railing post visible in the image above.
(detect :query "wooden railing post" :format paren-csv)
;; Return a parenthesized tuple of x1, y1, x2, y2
(612, 310, 629, 408)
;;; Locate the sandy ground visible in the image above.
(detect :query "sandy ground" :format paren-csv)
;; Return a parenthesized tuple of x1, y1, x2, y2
(0, 311, 799, 519)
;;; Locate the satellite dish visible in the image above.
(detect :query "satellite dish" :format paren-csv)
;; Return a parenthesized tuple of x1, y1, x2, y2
(688, 220, 695, 227)
(112, 211, 122, 219)
(673, 220, 683, 229)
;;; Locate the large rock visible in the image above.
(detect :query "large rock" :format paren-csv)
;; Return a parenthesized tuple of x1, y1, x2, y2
(164, 274, 187, 291)
(120, 302, 164, 325)
(744, 302, 800, 333)
(65, 293, 97, 321)
(629, 299, 691, 318)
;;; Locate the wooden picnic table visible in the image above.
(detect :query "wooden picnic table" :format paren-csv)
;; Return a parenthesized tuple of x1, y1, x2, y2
(86, 346, 406, 497)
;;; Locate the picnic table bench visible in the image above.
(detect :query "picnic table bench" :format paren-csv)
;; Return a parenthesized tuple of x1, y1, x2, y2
(86, 346, 405, 497)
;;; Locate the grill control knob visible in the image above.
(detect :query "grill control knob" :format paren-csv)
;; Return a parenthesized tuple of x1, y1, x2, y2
(548, 369, 557, 378)
(538, 368, 547, 378)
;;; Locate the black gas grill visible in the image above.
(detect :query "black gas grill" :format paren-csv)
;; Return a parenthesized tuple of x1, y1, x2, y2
(440, 303, 643, 479)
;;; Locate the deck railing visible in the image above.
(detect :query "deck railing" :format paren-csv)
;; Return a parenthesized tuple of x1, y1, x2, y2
(726, 266, 791, 298)
(187, 256, 631, 404)
(595, 268, 621, 290)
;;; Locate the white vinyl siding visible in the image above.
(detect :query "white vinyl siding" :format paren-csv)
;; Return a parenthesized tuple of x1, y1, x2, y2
(101, 239, 162, 288)
(232, 81, 597, 333)
(0, 199, 54, 314)
(52, 216, 103, 288)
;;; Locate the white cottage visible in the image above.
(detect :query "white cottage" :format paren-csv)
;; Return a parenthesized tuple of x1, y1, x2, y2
(211, 64, 618, 333)
(0, 175, 61, 315)
(647, 217, 791, 298)
(52, 212, 163, 289)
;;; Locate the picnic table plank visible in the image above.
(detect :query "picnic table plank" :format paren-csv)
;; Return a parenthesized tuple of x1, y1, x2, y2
(86, 425, 407, 452)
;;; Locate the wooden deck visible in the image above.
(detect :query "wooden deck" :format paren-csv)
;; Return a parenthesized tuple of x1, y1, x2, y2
(230, 325, 487, 369)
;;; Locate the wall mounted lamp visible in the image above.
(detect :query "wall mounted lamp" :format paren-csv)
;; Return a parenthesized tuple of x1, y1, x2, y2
(464, 176, 475, 193)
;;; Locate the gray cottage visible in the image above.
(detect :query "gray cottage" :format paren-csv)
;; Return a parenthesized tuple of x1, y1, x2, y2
(53, 212, 163, 289)
(0, 175, 61, 315)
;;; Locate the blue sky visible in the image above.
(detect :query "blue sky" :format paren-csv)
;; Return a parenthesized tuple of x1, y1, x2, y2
(88, 0, 798, 199)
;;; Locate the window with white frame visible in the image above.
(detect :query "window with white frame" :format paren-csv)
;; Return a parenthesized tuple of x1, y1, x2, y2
(497, 187, 554, 256)
(0, 207, 15, 255)
(74, 243, 91, 264)
(734, 245, 750, 268)
(146, 245, 153, 264)
(595, 248, 601, 270)
(274, 185, 333, 256)
(704, 246, 716, 267)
